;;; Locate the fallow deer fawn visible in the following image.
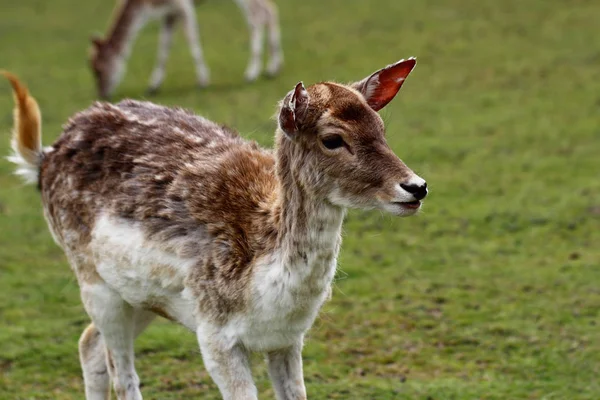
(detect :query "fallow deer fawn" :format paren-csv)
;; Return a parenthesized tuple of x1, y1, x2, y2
(2, 57, 427, 399)
(90, 0, 283, 99)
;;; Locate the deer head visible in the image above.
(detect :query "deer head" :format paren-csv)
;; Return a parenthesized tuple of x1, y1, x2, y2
(276, 58, 427, 217)
(88, 37, 125, 99)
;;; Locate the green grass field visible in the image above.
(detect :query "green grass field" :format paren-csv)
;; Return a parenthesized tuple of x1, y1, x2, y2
(1, 0, 599, 398)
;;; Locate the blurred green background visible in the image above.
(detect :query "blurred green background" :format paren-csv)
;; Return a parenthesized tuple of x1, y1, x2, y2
(1, 0, 599, 398)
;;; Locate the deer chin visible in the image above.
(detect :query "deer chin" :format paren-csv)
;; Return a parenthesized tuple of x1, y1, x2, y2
(326, 187, 381, 211)
(380, 200, 422, 217)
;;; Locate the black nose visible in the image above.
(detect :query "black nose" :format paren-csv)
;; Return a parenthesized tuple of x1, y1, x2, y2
(400, 182, 428, 200)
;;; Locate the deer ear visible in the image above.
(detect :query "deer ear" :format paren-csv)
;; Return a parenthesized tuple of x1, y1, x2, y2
(90, 35, 105, 48)
(278, 82, 310, 137)
(351, 57, 416, 112)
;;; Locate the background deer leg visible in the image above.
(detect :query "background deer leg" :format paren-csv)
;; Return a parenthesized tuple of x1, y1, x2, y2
(263, 0, 283, 77)
(181, 1, 210, 87)
(147, 14, 179, 95)
(235, 0, 266, 82)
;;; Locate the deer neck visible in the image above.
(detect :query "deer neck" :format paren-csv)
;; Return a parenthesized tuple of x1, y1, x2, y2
(104, 0, 149, 60)
(273, 134, 346, 267)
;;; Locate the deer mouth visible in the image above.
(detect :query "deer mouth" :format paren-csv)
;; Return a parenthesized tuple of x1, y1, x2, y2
(393, 200, 421, 209)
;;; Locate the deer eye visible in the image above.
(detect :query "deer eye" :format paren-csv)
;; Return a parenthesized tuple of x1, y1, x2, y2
(321, 134, 346, 150)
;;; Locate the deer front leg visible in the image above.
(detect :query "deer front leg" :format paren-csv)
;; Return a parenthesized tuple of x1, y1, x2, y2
(266, 340, 307, 400)
(197, 325, 257, 400)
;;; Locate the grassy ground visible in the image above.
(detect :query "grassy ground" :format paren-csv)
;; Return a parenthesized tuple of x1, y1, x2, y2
(1, 0, 599, 398)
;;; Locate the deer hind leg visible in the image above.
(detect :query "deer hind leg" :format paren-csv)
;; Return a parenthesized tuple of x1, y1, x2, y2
(79, 310, 156, 400)
(235, 0, 266, 82)
(79, 324, 111, 400)
(262, 0, 283, 77)
(80, 283, 156, 400)
(147, 13, 179, 95)
(180, 0, 210, 87)
(197, 322, 258, 400)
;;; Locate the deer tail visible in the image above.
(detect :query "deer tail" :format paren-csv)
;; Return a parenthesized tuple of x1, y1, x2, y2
(1, 71, 43, 184)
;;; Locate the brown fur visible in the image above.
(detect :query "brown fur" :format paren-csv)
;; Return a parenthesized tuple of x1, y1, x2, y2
(36, 99, 279, 320)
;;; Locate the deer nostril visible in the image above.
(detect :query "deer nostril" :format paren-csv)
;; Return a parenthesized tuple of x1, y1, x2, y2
(400, 182, 428, 200)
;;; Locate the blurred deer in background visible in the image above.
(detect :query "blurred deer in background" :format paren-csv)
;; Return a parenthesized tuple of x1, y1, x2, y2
(89, 0, 283, 99)
(3, 57, 426, 399)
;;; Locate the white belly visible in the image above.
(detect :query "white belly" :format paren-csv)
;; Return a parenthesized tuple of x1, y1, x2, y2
(90, 214, 198, 330)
